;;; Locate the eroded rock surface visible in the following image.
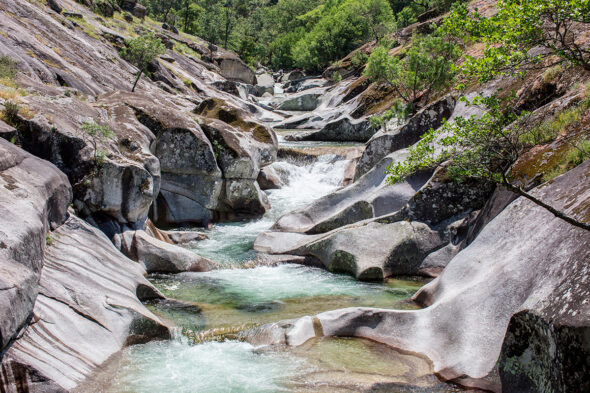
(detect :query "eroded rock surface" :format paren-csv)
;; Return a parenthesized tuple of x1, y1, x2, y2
(355, 96, 456, 179)
(0, 215, 169, 392)
(0, 139, 71, 352)
(249, 159, 590, 391)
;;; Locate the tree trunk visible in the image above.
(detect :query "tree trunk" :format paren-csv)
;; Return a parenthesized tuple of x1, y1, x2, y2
(224, 7, 231, 50)
(131, 70, 143, 92)
(184, 0, 190, 32)
(502, 180, 590, 231)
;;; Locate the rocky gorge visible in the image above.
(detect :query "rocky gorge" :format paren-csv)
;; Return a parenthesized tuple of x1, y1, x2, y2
(0, 0, 589, 392)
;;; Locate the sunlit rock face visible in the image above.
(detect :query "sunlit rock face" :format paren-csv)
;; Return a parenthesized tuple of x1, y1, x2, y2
(0, 138, 71, 353)
(0, 215, 169, 392)
(250, 158, 590, 391)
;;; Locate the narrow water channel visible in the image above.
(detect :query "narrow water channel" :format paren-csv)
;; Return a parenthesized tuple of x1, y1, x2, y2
(97, 133, 459, 393)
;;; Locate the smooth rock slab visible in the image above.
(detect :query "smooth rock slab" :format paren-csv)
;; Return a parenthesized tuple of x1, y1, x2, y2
(0, 216, 170, 392)
(355, 96, 456, 179)
(249, 159, 590, 391)
(0, 139, 71, 352)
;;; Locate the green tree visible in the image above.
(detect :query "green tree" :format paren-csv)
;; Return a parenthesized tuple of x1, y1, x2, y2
(387, 94, 590, 231)
(442, 0, 590, 83)
(364, 34, 461, 114)
(80, 121, 115, 166)
(120, 32, 166, 92)
(292, 0, 395, 71)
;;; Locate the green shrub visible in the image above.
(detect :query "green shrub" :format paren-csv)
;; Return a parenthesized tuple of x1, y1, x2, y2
(350, 51, 369, 69)
(544, 139, 590, 182)
(0, 56, 18, 80)
(520, 98, 590, 146)
(364, 34, 461, 115)
(331, 72, 343, 83)
(80, 121, 115, 165)
(2, 101, 20, 124)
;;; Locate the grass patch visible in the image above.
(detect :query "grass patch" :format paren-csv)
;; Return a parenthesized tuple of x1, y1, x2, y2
(0, 56, 18, 80)
(520, 95, 590, 146)
(175, 42, 201, 59)
(543, 64, 563, 84)
(1, 101, 20, 124)
(544, 138, 590, 182)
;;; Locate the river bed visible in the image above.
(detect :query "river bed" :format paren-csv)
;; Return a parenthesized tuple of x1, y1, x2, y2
(96, 136, 460, 392)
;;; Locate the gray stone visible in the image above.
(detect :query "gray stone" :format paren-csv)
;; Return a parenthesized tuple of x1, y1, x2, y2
(285, 117, 376, 143)
(277, 90, 323, 111)
(216, 55, 257, 85)
(1, 216, 170, 391)
(355, 96, 456, 179)
(0, 120, 17, 141)
(257, 167, 282, 190)
(256, 73, 275, 96)
(0, 139, 71, 352)
(251, 159, 590, 390)
(130, 230, 215, 273)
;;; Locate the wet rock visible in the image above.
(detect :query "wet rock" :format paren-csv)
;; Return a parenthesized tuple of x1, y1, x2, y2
(254, 159, 590, 390)
(277, 90, 323, 111)
(257, 167, 282, 190)
(0, 138, 71, 352)
(224, 179, 270, 216)
(302, 220, 447, 281)
(272, 150, 431, 234)
(123, 230, 215, 273)
(285, 117, 377, 143)
(0, 215, 170, 391)
(144, 220, 208, 245)
(355, 96, 456, 179)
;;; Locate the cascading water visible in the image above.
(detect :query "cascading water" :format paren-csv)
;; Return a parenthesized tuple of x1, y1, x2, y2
(98, 136, 460, 393)
(185, 153, 350, 265)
